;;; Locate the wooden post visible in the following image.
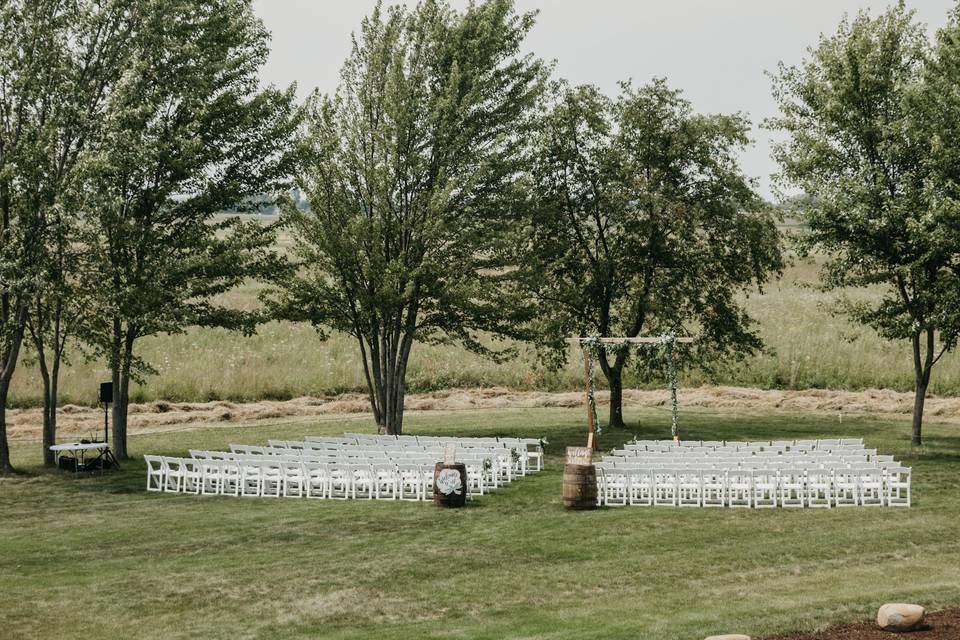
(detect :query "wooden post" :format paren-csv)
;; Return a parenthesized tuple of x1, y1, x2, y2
(582, 349, 596, 450)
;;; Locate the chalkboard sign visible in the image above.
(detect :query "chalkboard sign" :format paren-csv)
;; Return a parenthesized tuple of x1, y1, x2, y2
(566, 446, 592, 466)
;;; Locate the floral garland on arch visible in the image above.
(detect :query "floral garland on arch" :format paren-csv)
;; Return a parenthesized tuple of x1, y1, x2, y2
(578, 333, 682, 440)
(659, 333, 679, 439)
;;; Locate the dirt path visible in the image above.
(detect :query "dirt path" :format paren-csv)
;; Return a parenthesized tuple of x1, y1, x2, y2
(8, 385, 960, 442)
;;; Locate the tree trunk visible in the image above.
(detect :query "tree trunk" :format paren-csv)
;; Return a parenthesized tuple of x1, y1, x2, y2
(911, 378, 926, 447)
(110, 319, 135, 460)
(362, 297, 418, 437)
(0, 305, 27, 474)
(0, 385, 12, 474)
(910, 328, 936, 447)
(40, 361, 54, 466)
(377, 343, 409, 436)
(596, 346, 628, 430)
(49, 355, 60, 465)
(111, 361, 131, 460)
(607, 366, 625, 429)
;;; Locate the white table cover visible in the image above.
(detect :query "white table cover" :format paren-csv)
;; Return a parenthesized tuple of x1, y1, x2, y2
(49, 442, 109, 452)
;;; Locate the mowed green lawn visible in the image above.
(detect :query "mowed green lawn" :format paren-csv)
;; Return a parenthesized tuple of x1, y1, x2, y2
(2, 407, 959, 640)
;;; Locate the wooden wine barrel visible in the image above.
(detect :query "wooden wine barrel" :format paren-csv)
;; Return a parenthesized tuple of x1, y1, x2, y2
(433, 463, 467, 508)
(563, 463, 597, 511)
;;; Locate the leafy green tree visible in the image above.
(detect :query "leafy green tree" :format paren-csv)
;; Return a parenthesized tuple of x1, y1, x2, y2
(273, 0, 545, 435)
(75, 0, 298, 459)
(769, 3, 960, 445)
(520, 80, 784, 429)
(0, 1, 126, 472)
(23, 1, 135, 467)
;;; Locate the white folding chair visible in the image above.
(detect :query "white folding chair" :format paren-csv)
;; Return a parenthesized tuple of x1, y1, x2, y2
(627, 468, 654, 506)
(327, 463, 352, 499)
(806, 468, 833, 508)
(886, 465, 911, 507)
(856, 465, 884, 506)
(751, 468, 778, 508)
(653, 469, 678, 506)
(465, 460, 486, 496)
(200, 459, 223, 495)
(373, 463, 398, 500)
(351, 464, 375, 499)
(700, 468, 726, 507)
(239, 459, 263, 497)
(726, 468, 752, 508)
(833, 467, 859, 507)
(280, 461, 306, 497)
(779, 467, 806, 508)
(397, 463, 422, 501)
(163, 457, 185, 492)
(221, 461, 241, 496)
(181, 458, 202, 494)
(677, 469, 702, 507)
(303, 461, 330, 499)
(144, 455, 165, 492)
(601, 465, 628, 507)
(418, 463, 436, 499)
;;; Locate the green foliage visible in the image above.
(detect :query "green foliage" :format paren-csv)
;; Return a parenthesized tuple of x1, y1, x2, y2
(0, 0, 137, 469)
(271, 0, 545, 433)
(518, 79, 784, 426)
(768, 2, 960, 443)
(77, 0, 298, 344)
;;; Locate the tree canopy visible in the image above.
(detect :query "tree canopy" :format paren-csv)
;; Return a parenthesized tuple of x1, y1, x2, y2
(768, 3, 960, 445)
(518, 80, 784, 429)
(272, 0, 545, 435)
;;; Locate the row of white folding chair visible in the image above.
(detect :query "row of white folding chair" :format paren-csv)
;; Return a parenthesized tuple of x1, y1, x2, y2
(595, 464, 909, 507)
(307, 434, 545, 472)
(620, 445, 874, 457)
(630, 438, 865, 447)
(339, 433, 544, 471)
(603, 456, 898, 468)
(604, 460, 895, 475)
(390, 445, 524, 476)
(348, 444, 522, 475)
(226, 443, 517, 478)
(189, 451, 500, 494)
(325, 447, 515, 484)
(623, 444, 867, 455)
(405, 434, 544, 470)
(148, 455, 469, 501)
(309, 434, 510, 449)
(269, 444, 519, 481)
(608, 451, 882, 464)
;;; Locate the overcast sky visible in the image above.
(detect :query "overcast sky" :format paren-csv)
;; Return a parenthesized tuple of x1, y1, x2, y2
(253, 0, 956, 200)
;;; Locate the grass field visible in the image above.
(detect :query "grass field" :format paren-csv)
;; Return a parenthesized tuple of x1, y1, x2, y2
(2, 407, 958, 639)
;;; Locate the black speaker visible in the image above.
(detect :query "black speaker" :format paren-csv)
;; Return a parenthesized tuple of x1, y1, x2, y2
(99, 382, 113, 404)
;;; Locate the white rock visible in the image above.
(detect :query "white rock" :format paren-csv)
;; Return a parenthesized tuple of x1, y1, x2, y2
(877, 603, 925, 631)
(704, 635, 750, 640)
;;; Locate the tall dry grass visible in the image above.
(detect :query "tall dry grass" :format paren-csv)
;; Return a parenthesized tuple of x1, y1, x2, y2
(8, 226, 959, 406)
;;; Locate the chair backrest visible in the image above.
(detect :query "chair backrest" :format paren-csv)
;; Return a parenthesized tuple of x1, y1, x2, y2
(279, 460, 303, 476)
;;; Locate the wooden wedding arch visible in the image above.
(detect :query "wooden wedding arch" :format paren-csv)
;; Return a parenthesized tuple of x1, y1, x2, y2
(568, 335, 695, 449)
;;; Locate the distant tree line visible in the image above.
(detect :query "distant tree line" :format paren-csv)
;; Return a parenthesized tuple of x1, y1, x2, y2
(2, 0, 958, 474)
